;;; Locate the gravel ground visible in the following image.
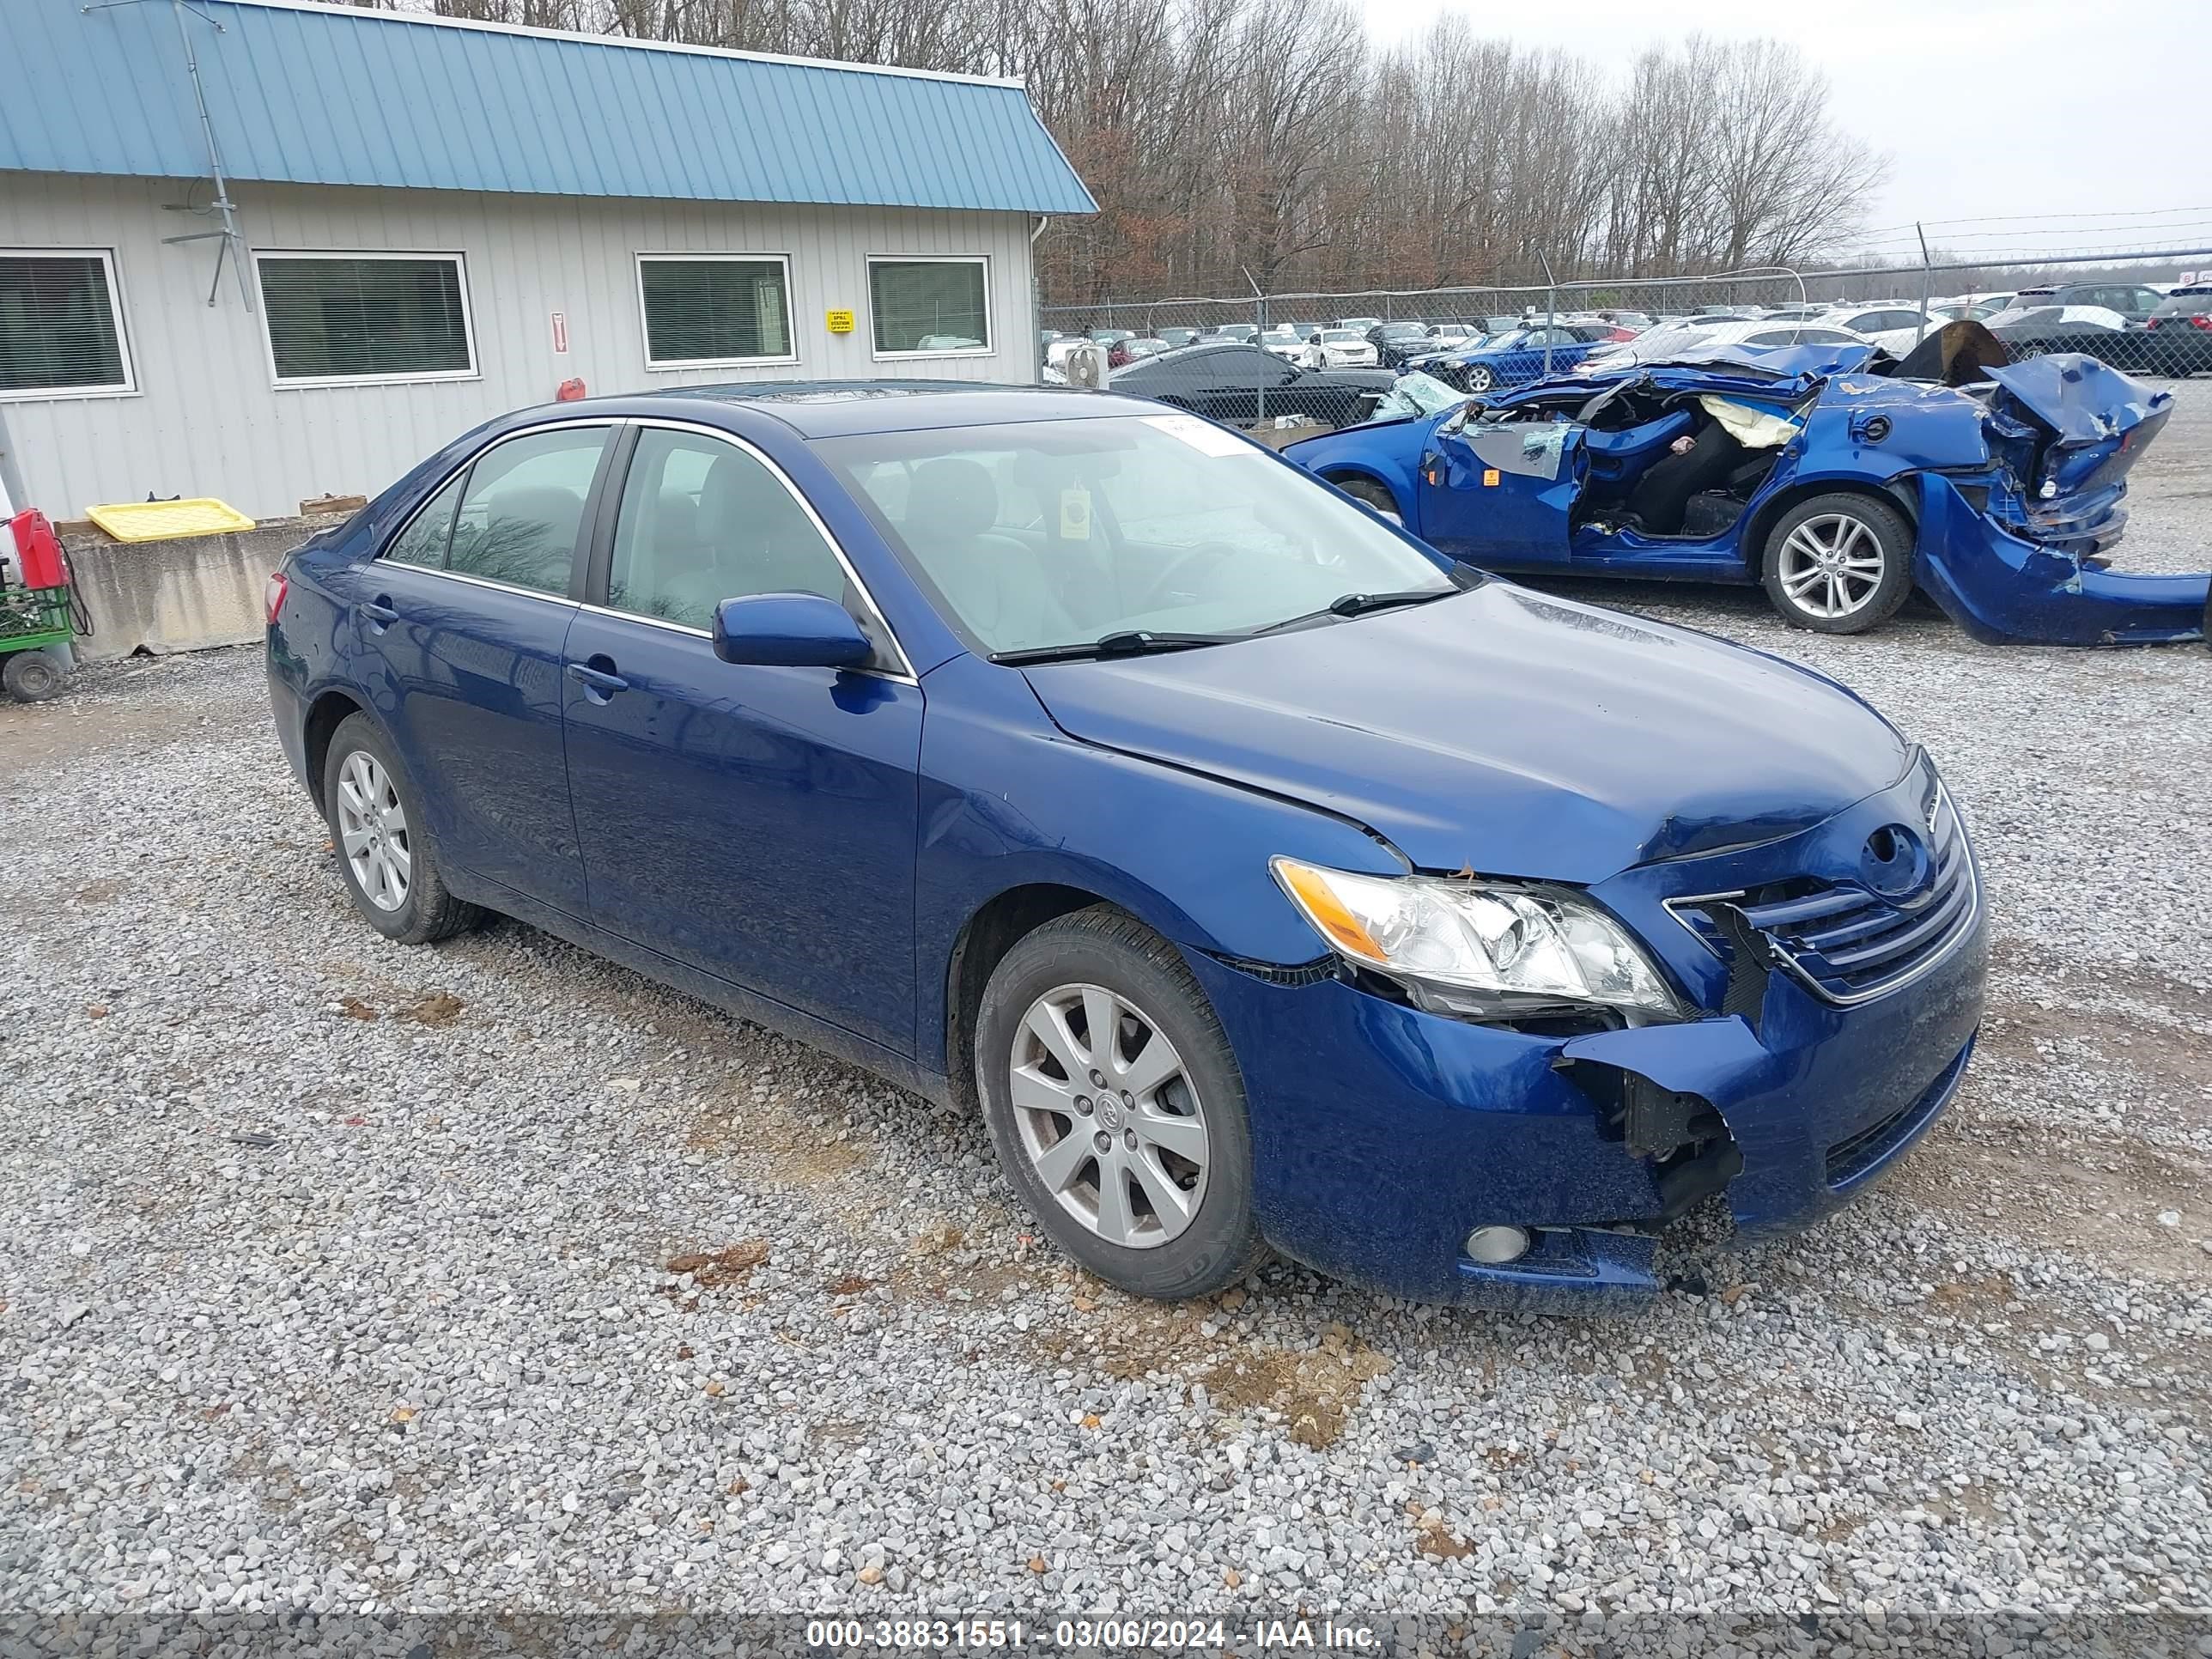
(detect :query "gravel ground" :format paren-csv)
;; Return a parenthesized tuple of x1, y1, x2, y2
(2, 385, 2209, 1653)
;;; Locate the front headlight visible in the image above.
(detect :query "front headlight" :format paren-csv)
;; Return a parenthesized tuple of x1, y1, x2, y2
(1271, 856, 1682, 1022)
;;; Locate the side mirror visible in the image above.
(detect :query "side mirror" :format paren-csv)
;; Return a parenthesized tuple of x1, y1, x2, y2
(712, 592, 873, 670)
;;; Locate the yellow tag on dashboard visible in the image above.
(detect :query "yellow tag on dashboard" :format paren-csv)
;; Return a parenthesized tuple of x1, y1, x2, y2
(1060, 488, 1092, 539)
(1482, 468, 1501, 487)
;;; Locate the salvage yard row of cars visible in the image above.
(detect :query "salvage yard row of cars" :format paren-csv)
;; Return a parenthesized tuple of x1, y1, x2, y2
(261, 290, 2208, 1316)
(1046, 281, 2212, 396)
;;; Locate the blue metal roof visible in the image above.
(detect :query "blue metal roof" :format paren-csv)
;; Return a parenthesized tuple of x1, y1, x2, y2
(0, 0, 1096, 215)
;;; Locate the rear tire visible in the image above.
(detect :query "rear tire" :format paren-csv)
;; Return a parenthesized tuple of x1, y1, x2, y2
(1759, 492, 1915, 635)
(2, 649, 64, 702)
(320, 712, 483, 945)
(1333, 475, 1403, 524)
(975, 906, 1263, 1300)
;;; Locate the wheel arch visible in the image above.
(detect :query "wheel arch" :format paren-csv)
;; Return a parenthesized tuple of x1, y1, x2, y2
(301, 688, 373, 813)
(1320, 465, 1406, 518)
(1738, 473, 1921, 572)
(942, 883, 1126, 1115)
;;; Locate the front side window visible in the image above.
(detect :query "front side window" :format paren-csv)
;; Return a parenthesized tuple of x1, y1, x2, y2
(257, 252, 475, 385)
(607, 428, 850, 630)
(0, 250, 132, 397)
(822, 414, 1457, 657)
(638, 256, 793, 367)
(444, 427, 608, 595)
(870, 258, 990, 356)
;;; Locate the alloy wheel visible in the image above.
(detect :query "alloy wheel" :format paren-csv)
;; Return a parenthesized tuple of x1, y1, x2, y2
(335, 750, 412, 912)
(1008, 982, 1210, 1249)
(1463, 365, 1494, 392)
(1777, 513, 1887, 619)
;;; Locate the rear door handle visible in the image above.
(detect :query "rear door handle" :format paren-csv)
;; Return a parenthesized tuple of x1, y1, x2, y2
(358, 597, 398, 630)
(566, 661, 629, 701)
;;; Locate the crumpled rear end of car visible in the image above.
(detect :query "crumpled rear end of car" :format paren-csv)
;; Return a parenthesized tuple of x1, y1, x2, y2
(1912, 354, 2209, 646)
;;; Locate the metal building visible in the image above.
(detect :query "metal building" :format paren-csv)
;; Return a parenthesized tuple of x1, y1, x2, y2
(0, 0, 1094, 520)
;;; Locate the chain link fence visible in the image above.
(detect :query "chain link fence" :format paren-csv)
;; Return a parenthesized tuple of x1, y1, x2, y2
(1041, 251, 2212, 434)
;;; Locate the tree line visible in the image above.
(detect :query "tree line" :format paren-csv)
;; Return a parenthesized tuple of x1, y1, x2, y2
(349, 0, 1886, 305)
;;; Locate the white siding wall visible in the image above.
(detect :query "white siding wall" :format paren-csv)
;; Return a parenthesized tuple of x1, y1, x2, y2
(0, 173, 1039, 519)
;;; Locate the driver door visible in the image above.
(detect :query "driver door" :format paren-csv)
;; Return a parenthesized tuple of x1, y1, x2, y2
(1416, 416, 1585, 571)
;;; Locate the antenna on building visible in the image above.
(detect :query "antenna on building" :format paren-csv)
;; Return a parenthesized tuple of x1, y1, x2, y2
(82, 0, 254, 311)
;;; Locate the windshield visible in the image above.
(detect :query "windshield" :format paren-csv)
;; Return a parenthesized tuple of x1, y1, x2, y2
(1321, 330, 1363, 343)
(817, 415, 1458, 656)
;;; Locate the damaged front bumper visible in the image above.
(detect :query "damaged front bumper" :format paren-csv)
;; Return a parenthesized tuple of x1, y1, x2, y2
(1194, 762, 1989, 1312)
(1914, 472, 2211, 647)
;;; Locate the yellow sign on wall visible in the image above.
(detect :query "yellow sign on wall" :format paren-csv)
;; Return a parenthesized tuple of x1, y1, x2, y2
(825, 308, 855, 334)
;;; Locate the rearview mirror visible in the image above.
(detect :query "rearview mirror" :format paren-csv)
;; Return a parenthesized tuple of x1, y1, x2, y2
(712, 592, 873, 670)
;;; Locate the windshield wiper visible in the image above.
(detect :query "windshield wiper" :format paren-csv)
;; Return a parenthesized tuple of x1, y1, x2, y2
(990, 629, 1241, 666)
(1253, 586, 1461, 635)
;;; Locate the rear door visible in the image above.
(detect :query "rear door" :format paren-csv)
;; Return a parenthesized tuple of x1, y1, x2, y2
(560, 421, 924, 1054)
(1415, 415, 1585, 569)
(351, 422, 612, 916)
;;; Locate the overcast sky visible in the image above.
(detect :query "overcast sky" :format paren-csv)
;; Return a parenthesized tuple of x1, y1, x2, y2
(1356, 0, 2212, 266)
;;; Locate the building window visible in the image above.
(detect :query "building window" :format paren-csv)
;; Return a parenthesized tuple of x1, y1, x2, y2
(868, 257, 990, 356)
(637, 255, 794, 368)
(0, 249, 134, 398)
(256, 252, 477, 386)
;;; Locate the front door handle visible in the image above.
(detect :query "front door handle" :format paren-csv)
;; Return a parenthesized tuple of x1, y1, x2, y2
(358, 597, 398, 631)
(566, 660, 629, 702)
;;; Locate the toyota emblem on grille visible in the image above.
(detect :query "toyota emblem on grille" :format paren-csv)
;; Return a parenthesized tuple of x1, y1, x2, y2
(1860, 823, 1933, 901)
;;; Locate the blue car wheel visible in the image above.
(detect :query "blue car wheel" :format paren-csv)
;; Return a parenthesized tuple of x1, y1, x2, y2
(321, 712, 484, 946)
(1759, 491, 1917, 635)
(975, 905, 1263, 1298)
(1462, 363, 1495, 392)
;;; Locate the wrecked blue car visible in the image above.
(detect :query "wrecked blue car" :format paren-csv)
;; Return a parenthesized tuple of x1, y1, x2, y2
(1285, 334, 2210, 645)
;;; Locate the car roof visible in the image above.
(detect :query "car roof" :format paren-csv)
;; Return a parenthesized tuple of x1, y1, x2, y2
(544, 380, 1150, 439)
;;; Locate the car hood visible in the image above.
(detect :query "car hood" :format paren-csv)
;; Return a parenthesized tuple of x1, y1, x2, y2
(1020, 583, 1910, 884)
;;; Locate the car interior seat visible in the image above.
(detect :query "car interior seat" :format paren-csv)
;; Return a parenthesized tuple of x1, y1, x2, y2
(901, 458, 1077, 651)
(650, 452, 848, 624)
(1579, 408, 1698, 502)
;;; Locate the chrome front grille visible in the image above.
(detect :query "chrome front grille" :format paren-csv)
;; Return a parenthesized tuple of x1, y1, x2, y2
(1670, 779, 1978, 1007)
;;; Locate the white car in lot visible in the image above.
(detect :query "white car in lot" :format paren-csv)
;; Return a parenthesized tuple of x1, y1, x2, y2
(1316, 328, 1378, 367)
(1580, 319, 1867, 372)
(1263, 323, 1321, 361)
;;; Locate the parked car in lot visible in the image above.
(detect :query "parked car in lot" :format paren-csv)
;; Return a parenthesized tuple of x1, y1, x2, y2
(1407, 323, 1619, 392)
(1157, 326, 1203, 348)
(2010, 283, 2165, 325)
(2148, 285, 2212, 334)
(1107, 342, 1392, 426)
(1283, 337, 2211, 646)
(1579, 319, 1867, 373)
(1316, 327, 1379, 367)
(266, 380, 1992, 1308)
(1261, 323, 1320, 361)
(1985, 304, 2212, 377)
(1202, 324, 1260, 343)
(1109, 336, 1172, 368)
(1367, 320, 1434, 367)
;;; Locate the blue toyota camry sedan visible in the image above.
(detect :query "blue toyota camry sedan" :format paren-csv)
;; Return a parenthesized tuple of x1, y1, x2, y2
(265, 383, 1988, 1311)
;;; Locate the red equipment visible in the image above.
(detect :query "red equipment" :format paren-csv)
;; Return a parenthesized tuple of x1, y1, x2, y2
(6, 508, 65, 591)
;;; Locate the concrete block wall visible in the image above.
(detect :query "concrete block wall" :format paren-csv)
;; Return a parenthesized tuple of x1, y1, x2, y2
(60, 517, 334, 662)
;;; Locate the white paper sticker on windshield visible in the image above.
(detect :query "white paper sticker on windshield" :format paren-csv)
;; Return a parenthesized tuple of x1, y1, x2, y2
(1059, 486, 1092, 539)
(1141, 414, 1252, 458)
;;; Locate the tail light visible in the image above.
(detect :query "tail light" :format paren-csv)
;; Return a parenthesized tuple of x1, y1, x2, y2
(264, 569, 289, 624)
(2192, 315, 2212, 332)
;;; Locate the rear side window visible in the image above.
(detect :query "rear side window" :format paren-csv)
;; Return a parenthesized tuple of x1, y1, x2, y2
(445, 427, 609, 595)
(606, 428, 848, 629)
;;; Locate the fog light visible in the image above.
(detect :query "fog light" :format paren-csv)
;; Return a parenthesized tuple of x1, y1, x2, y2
(1463, 1225, 1532, 1265)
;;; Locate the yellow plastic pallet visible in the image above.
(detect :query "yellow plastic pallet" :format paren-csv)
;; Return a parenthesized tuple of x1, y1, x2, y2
(85, 498, 256, 543)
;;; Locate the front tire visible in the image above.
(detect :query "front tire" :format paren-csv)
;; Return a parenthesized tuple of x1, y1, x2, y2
(1333, 476, 1403, 524)
(975, 906, 1262, 1299)
(2, 648, 64, 702)
(1759, 492, 1915, 634)
(1462, 363, 1495, 392)
(320, 713, 482, 945)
